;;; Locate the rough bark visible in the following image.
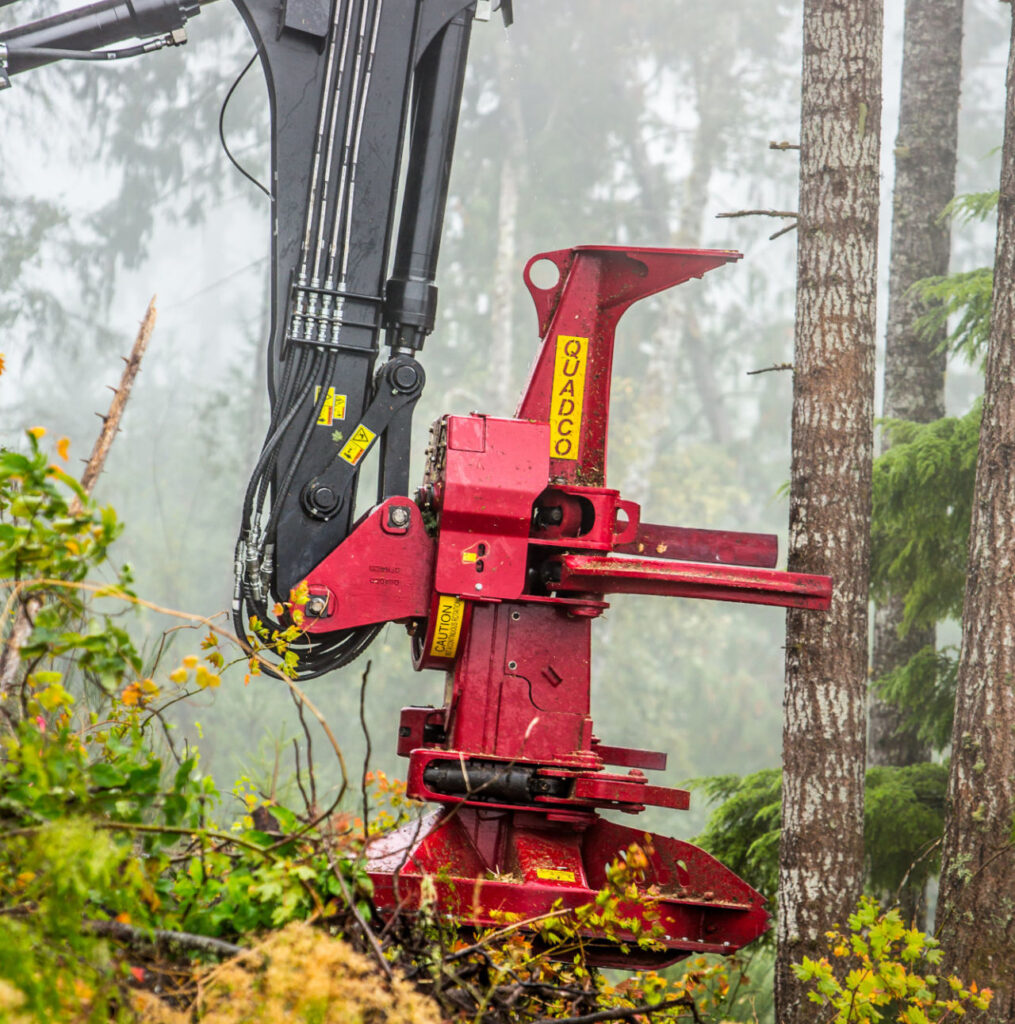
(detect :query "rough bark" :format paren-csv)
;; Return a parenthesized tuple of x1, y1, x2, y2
(776, 2, 882, 1021)
(937, 9, 1015, 1017)
(869, 0, 963, 771)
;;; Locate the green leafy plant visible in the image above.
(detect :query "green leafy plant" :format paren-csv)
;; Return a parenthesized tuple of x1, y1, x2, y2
(794, 897, 991, 1023)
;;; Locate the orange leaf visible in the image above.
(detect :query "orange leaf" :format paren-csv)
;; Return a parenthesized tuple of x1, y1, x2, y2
(56, 437, 70, 461)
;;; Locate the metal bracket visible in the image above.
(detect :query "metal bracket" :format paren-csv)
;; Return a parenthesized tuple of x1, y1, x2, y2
(0, 44, 10, 90)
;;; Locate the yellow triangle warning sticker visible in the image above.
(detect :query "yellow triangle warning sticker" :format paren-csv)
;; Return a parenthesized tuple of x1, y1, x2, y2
(339, 423, 377, 465)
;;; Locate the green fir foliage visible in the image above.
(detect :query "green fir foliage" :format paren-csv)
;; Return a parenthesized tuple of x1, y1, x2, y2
(864, 764, 947, 897)
(695, 765, 948, 913)
(913, 190, 997, 365)
(873, 645, 958, 753)
(871, 405, 980, 635)
(913, 268, 993, 365)
(693, 769, 781, 905)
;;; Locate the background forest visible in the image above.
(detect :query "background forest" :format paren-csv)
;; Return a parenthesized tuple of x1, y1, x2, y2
(0, 0, 1011, 1021)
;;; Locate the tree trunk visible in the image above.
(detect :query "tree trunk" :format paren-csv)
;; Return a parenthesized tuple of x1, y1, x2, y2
(937, 9, 1015, 1017)
(869, 0, 963, 773)
(776, 2, 882, 1021)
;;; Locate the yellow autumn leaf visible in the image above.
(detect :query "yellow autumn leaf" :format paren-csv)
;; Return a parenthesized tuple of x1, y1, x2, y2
(120, 683, 141, 707)
(56, 436, 70, 461)
(27, 426, 45, 439)
(168, 668, 187, 684)
(195, 664, 221, 689)
(182, 654, 199, 669)
(36, 682, 74, 710)
(0, 352, 5, 376)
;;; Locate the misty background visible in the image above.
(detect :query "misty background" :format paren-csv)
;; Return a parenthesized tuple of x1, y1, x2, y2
(0, 0, 1006, 834)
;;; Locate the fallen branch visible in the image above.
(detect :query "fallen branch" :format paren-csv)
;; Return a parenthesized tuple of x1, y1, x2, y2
(86, 918, 245, 958)
(326, 847, 394, 983)
(531, 996, 698, 1024)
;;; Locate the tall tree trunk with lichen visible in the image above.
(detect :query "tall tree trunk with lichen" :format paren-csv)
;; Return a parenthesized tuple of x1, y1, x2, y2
(937, 8, 1015, 1017)
(870, 0, 963, 780)
(775, 2, 882, 1021)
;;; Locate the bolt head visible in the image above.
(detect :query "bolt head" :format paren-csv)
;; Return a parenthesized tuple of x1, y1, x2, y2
(388, 505, 411, 527)
(393, 364, 419, 391)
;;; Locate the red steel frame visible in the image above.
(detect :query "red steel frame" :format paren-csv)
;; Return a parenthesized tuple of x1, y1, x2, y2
(302, 245, 832, 967)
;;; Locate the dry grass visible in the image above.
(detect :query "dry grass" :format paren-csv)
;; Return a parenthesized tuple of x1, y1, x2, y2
(134, 922, 441, 1024)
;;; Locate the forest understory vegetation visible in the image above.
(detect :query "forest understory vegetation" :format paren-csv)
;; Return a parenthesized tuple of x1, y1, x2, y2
(0, 389, 995, 1020)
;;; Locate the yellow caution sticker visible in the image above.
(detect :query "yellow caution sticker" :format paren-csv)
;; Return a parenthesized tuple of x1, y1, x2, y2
(339, 424, 377, 466)
(461, 551, 478, 564)
(550, 335, 588, 460)
(429, 595, 466, 659)
(314, 386, 347, 426)
(536, 868, 576, 883)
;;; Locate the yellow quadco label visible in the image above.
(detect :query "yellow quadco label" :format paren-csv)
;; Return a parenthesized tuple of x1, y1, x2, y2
(314, 386, 347, 426)
(550, 335, 588, 460)
(429, 595, 466, 659)
(339, 424, 377, 466)
(535, 868, 576, 883)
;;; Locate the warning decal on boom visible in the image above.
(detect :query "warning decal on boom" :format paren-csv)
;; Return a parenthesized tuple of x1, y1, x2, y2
(339, 424, 377, 465)
(314, 386, 347, 426)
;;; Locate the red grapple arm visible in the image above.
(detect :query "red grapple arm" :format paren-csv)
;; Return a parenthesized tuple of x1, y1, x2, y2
(300, 245, 831, 970)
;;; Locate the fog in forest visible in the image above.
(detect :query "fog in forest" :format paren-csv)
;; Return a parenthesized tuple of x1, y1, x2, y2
(0, 0, 1006, 835)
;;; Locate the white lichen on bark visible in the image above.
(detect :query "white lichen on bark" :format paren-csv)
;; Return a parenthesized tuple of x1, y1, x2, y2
(776, 1, 882, 1021)
(938, 12, 1015, 1015)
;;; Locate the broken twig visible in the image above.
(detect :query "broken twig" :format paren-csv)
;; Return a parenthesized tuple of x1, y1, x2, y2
(75, 295, 158, 507)
(716, 209, 798, 221)
(747, 362, 793, 376)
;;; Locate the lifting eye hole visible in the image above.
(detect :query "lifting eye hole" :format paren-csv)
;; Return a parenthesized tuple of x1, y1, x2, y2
(528, 258, 560, 290)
